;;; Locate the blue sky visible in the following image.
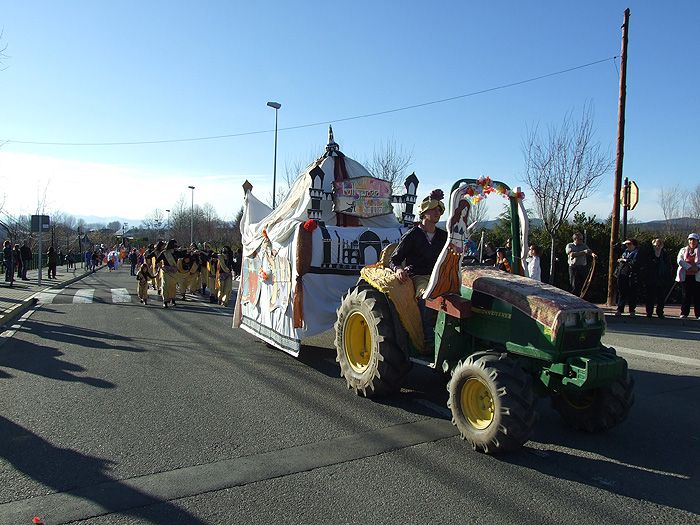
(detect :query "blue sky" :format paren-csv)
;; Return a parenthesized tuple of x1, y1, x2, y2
(1, 1, 697, 224)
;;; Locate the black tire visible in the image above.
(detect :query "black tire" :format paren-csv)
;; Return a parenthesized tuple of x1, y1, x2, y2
(447, 352, 536, 454)
(335, 284, 411, 397)
(551, 371, 634, 432)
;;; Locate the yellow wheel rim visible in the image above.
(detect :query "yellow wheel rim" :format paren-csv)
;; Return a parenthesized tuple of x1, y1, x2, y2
(460, 377, 495, 430)
(344, 312, 372, 373)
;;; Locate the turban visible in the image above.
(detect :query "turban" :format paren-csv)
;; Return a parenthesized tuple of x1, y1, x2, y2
(418, 189, 445, 215)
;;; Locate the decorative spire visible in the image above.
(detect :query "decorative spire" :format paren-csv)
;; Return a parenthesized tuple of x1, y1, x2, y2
(325, 125, 340, 155)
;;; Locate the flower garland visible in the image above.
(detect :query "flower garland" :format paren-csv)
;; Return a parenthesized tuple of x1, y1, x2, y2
(463, 176, 525, 204)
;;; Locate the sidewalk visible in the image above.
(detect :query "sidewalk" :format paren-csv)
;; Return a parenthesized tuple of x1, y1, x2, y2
(594, 302, 700, 328)
(0, 263, 98, 328)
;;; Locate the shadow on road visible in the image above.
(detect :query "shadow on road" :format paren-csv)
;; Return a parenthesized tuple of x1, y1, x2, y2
(0, 338, 115, 388)
(0, 415, 208, 524)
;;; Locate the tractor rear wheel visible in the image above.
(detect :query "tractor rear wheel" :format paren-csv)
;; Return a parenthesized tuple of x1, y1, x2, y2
(447, 352, 536, 454)
(551, 371, 634, 432)
(335, 284, 411, 397)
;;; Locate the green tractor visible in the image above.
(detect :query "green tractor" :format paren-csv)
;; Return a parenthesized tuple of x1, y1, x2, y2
(334, 178, 634, 454)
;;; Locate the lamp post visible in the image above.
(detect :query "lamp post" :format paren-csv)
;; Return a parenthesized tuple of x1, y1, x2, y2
(266, 101, 281, 208)
(165, 209, 170, 236)
(188, 186, 195, 246)
(122, 222, 128, 246)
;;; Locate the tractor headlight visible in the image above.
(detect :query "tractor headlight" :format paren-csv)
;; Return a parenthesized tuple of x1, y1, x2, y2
(583, 311, 600, 325)
(564, 312, 579, 327)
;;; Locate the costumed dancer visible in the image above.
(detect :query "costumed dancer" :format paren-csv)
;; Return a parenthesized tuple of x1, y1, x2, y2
(157, 239, 179, 308)
(198, 251, 209, 295)
(217, 246, 234, 306)
(208, 251, 219, 304)
(176, 251, 195, 301)
(136, 262, 156, 305)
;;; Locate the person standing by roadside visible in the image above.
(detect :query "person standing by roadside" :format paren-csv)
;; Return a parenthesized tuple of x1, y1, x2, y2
(615, 239, 640, 316)
(47, 246, 58, 279)
(676, 233, 700, 319)
(566, 232, 596, 297)
(129, 248, 138, 276)
(14, 244, 23, 280)
(644, 238, 670, 318)
(3, 240, 14, 286)
(20, 241, 32, 280)
(527, 244, 542, 282)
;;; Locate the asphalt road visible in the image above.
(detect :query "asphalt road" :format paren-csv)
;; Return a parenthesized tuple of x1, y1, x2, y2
(1, 266, 698, 525)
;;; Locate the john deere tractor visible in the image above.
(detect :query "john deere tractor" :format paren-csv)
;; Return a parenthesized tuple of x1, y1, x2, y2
(334, 178, 634, 454)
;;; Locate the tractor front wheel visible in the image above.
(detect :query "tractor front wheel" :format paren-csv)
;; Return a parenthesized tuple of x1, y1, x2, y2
(552, 371, 634, 432)
(335, 284, 410, 397)
(447, 352, 536, 454)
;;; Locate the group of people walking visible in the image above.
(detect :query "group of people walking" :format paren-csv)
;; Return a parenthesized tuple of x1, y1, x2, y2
(138, 239, 241, 309)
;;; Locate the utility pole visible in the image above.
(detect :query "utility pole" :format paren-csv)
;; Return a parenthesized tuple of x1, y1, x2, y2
(607, 8, 630, 306)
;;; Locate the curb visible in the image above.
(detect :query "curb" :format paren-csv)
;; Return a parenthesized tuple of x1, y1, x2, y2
(604, 313, 700, 330)
(0, 298, 39, 330)
(0, 269, 95, 330)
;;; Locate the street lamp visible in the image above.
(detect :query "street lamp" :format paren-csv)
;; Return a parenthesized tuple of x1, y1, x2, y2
(266, 101, 281, 208)
(188, 186, 195, 246)
(123, 222, 128, 246)
(165, 209, 170, 235)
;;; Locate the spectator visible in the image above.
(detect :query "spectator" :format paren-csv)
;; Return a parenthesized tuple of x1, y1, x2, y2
(129, 248, 138, 276)
(566, 232, 596, 296)
(496, 248, 512, 273)
(527, 244, 542, 281)
(3, 240, 14, 286)
(47, 246, 58, 279)
(644, 238, 670, 318)
(615, 239, 640, 316)
(20, 241, 32, 280)
(14, 244, 22, 280)
(676, 232, 700, 320)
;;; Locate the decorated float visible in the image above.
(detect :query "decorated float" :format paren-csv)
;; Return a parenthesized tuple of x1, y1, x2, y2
(233, 127, 420, 355)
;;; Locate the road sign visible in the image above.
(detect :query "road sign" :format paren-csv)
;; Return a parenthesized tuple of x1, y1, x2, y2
(30, 215, 50, 233)
(619, 180, 639, 210)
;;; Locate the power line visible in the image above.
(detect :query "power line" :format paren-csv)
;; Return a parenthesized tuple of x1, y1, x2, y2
(3, 56, 617, 148)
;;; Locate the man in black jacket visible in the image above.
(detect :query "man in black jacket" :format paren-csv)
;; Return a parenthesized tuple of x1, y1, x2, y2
(20, 241, 32, 280)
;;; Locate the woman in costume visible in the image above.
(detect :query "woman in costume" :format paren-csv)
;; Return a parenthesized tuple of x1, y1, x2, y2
(217, 246, 234, 306)
(136, 262, 156, 305)
(157, 239, 179, 308)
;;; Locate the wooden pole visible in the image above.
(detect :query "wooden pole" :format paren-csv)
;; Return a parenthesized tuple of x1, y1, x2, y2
(607, 8, 630, 306)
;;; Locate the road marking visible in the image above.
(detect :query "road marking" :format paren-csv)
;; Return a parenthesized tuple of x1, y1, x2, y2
(0, 308, 37, 342)
(614, 346, 700, 368)
(111, 288, 132, 303)
(73, 289, 95, 303)
(0, 418, 457, 524)
(34, 290, 59, 304)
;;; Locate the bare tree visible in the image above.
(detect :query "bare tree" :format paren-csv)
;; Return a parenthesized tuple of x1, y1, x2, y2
(689, 184, 700, 231)
(658, 186, 687, 235)
(522, 103, 613, 284)
(0, 29, 8, 71)
(364, 139, 414, 194)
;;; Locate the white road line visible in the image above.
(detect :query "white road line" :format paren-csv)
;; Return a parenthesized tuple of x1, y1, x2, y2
(34, 290, 60, 304)
(0, 308, 37, 341)
(73, 289, 94, 303)
(614, 346, 700, 368)
(111, 288, 132, 303)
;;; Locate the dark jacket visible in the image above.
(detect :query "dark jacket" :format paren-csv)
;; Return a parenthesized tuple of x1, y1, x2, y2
(390, 226, 448, 276)
(20, 245, 32, 261)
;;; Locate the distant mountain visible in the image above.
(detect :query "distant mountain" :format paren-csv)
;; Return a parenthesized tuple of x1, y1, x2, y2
(77, 215, 143, 228)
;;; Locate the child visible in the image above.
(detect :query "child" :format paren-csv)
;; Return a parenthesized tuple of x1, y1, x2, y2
(527, 244, 542, 281)
(136, 263, 156, 304)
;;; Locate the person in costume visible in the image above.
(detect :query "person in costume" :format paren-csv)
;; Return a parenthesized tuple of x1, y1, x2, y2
(677, 232, 700, 319)
(390, 189, 447, 351)
(136, 262, 156, 305)
(197, 251, 209, 295)
(208, 250, 219, 304)
(217, 246, 234, 306)
(157, 239, 179, 308)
